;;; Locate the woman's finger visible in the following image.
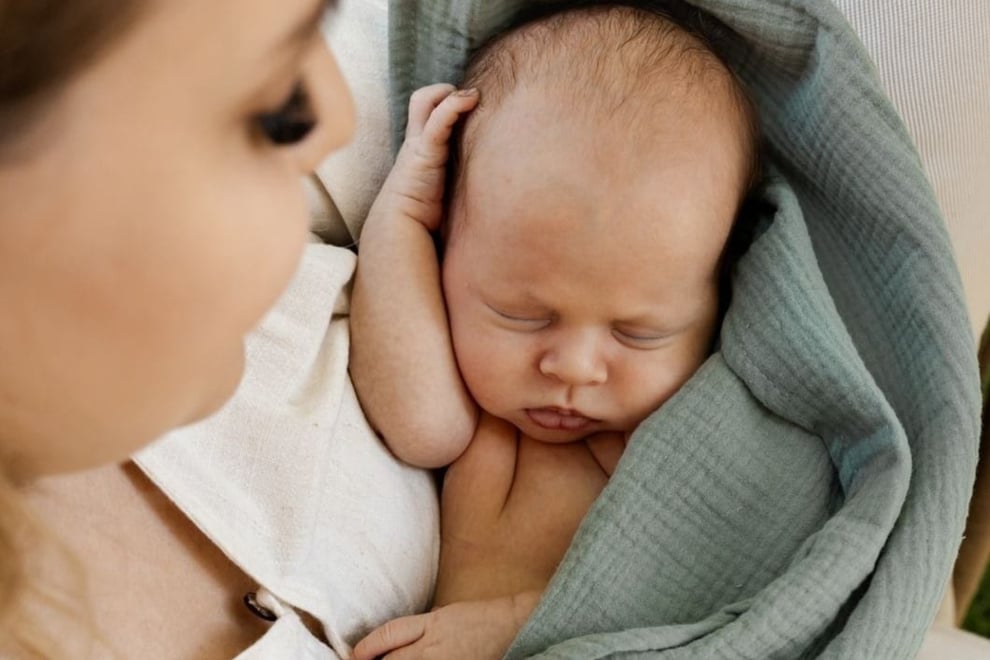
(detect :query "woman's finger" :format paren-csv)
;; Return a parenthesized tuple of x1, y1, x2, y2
(352, 614, 428, 660)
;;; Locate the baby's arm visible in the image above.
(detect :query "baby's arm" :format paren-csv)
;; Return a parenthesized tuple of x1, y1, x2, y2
(350, 84, 479, 468)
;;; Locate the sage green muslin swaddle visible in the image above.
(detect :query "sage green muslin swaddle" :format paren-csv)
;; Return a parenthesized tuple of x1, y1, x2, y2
(387, 1, 982, 657)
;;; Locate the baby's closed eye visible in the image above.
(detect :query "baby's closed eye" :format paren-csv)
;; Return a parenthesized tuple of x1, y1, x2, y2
(485, 303, 552, 329)
(611, 325, 672, 349)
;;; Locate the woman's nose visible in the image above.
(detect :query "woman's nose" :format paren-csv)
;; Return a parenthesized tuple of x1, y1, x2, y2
(292, 42, 356, 174)
(538, 331, 607, 386)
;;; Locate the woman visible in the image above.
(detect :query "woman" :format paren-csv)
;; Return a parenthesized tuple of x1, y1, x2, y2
(0, 0, 353, 655)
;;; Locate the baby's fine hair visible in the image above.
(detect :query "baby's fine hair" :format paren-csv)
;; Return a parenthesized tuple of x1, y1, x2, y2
(454, 1, 761, 193)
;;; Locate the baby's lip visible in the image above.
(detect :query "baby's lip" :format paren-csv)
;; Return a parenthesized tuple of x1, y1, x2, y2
(525, 407, 598, 431)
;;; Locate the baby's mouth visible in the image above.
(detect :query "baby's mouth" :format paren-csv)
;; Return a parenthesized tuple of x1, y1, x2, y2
(525, 407, 597, 431)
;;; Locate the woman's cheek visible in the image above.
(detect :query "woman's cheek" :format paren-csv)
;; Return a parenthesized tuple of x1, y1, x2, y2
(142, 167, 311, 416)
(204, 174, 311, 332)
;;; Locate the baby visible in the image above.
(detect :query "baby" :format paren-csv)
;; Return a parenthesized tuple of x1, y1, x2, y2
(350, 4, 759, 657)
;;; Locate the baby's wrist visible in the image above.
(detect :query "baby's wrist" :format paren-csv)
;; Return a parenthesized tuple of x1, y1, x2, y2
(381, 189, 442, 233)
(376, 160, 445, 231)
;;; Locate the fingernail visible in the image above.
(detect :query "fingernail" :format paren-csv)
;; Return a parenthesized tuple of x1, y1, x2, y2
(454, 88, 479, 97)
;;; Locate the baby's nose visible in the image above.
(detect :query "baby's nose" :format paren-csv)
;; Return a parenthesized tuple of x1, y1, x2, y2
(538, 332, 607, 386)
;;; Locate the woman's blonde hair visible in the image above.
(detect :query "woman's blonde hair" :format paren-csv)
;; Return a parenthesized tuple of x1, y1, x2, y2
(1, 0, 146, 654)
(0, 466, 92, 657)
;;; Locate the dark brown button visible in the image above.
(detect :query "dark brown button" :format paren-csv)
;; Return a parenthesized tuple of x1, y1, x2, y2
(243, 591, 278, 622)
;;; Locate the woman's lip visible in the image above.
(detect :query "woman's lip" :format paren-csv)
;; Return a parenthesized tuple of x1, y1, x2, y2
(525, 407, 597, 431)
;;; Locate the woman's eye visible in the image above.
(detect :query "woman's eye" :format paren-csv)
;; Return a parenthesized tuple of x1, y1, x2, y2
(255, 83, 316, 145)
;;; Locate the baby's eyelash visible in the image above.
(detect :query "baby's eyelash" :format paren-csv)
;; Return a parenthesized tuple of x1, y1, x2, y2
(255, 83, 316, 145)
(612, 328, 670, 349)
(487, 304, 548, 323)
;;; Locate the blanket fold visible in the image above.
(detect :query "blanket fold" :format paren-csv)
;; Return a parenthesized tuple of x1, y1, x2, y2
(388, 1, 981, 657)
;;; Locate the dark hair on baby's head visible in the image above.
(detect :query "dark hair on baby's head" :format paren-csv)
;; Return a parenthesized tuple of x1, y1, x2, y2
(449, 1, 761, 198)
(0, 0, 147, 153)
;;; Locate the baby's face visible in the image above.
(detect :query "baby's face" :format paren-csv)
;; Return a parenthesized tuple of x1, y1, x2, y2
(442, 86, 747, 443)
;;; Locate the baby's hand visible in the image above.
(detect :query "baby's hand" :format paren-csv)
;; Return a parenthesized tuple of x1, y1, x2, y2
(384, 84, 479, 232)
(351, 592, 538, 660)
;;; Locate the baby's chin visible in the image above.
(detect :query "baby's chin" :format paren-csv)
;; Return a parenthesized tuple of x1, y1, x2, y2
(521, 426, 592, 444)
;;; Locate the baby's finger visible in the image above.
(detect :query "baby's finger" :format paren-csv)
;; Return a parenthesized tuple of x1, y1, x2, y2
(406, 83, 457, 138)
(420, 88, 479, 151)
(352, 615, 427, 660)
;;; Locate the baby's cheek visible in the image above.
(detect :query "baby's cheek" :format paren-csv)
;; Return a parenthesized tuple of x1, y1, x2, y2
(457, 341, 502, 394)
(622, 356, 693, 420)
(454, 328, 519, 409)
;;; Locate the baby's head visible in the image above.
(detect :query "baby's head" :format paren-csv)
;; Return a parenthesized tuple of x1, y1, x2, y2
(441, 3, 760, 442)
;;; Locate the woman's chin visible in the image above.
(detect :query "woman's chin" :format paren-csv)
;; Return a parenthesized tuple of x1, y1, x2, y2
(186, 344, 246, 424)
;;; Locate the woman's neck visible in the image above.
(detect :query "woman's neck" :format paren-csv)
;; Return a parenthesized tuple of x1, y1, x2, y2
(24, 461, 268, 658)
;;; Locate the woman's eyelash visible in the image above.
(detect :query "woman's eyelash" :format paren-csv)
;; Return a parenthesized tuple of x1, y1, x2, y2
(255, 83, 316, 145)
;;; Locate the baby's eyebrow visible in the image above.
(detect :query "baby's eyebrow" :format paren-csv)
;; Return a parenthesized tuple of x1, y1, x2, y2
(614, 312, 674, 329)
(615, 317, 663, 328)
(512, 290, 552, 308)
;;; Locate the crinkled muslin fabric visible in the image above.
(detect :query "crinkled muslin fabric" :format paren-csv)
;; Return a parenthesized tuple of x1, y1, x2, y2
(388, 1, 981, 658)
